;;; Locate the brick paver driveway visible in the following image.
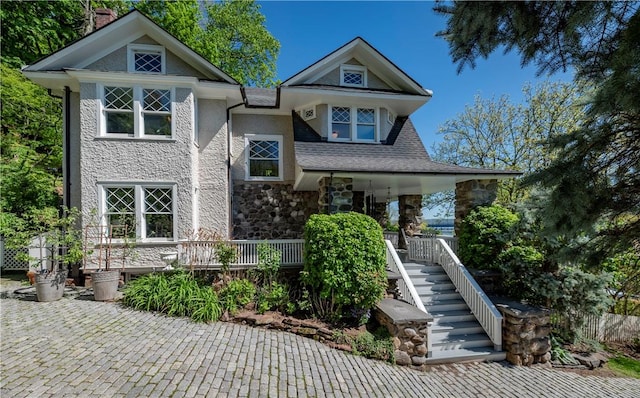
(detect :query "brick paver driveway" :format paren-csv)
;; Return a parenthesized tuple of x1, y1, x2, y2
(1, 294, 639, 397)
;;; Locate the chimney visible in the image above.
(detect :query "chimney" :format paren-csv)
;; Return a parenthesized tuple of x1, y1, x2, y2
(95, 8, 117, 30)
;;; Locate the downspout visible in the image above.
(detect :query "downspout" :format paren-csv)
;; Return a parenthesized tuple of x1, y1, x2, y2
(226, 101, 246, 238)
(64, 87, 71, 210)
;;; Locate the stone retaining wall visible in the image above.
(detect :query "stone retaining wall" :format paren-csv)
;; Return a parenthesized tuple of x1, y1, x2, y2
(375, 298, 432, 366)
(495, 300, 551, 366)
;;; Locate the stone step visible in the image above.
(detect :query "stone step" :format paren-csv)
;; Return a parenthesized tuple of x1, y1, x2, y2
(431, 333, 493, 350)
(431, 321, 485, 336)
(424, 348, 506, 364)
(409, 273, 451, 282)
(403, 264, 442, 273)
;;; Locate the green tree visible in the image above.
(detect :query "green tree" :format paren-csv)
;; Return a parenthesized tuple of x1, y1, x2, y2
(135, 0, 280, 86)
(0, 65, 62, 226)
(435, 1, 640, 268)
(423, 81, 584, 214)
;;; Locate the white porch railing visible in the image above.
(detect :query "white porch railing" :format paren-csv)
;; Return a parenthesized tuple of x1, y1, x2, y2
(383, 231, 398, 248)
(385, 240, 427, 313)
(179, 239, 305, 268)
(429, 238, 502, 351)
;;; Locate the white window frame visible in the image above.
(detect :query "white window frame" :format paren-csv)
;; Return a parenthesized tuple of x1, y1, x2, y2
(99, 84, 175, 139)
(99, 183, 178, 242)
(340, 64, 367, 88)
(127, 44, 166, 74)
(244, 134, 284, 181)
(328, 105, 379, 143)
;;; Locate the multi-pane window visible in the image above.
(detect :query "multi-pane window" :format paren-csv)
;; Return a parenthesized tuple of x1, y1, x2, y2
(105, 87, 134, 134)
(143, 89, 171, 136)
(105, 187, 135, 238)
(102, 184, 175, 240)
(144, 187, 173, 238)
(331, 106, 351, 139)
(128, 44, 165, 74)
(330, 106, 377, 142)
(245, 135, 283, 180)
(101, 85, 173, 138)
(340, 65, 367, 87)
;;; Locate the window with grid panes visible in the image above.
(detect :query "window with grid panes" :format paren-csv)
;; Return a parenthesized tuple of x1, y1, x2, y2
(102, 184, 175, 240)
(128, 44, 165, 74)
(101, 86, 173, 138)
(330, 106, 377, 142)
(340, 64, 367, 87)
(245, 135, 282, 180)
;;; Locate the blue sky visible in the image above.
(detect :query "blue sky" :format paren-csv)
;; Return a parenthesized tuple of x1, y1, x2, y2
(259, 1, 572, 152)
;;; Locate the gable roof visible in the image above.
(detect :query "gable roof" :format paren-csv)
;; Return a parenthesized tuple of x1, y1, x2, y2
(281, 37, 431, 97)
(23, 9, 238, 85)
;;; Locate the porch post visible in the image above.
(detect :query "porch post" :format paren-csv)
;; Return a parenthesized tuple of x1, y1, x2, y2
(318, 177, 353, 214)
(454, 179, 498, 236)
(398, 195, 423, 249)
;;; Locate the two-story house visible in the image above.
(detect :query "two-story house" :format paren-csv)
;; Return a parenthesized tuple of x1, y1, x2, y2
(24, 10, 518, 271)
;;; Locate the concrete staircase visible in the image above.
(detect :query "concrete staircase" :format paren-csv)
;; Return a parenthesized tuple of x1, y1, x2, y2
(404, 262, 506, 364)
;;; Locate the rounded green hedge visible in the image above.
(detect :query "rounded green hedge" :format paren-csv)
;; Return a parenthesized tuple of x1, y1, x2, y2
(301, 212, 387, 323)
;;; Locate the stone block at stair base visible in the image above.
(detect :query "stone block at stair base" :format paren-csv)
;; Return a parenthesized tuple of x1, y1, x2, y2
(494, 298, 551, 366)
(376, 298, 433, 366)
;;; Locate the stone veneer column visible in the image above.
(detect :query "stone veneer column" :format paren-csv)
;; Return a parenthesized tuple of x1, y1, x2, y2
(373, 201, 388, 228)
(398, 195, 423, 249)
(318, 177, 353, 214)
(495, 300, 552, 366)
(454, 179, 498, 235)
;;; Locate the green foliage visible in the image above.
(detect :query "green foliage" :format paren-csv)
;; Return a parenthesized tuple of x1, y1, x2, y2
(608, 356, 640, 379)
(602, 248, 640, 315)
(1, 64, 63, 221)
(214, 240, 237, 276)
(497, 245, 544, 299)
(301, 212, 387, 323)
(550, 335, 578, 365)
(427, 81, 585, 206)
(256, 281, 290, 314)
(458, 205, 519, 269)
(333, 328, 394, 363)
(135, 0, 280, 86)
(254, 243, 281, 286)
(1, 207, 84, 272)
(218, 278, 256, 314)
(436, 1, 640, 270)
(122, 270, 222, 323)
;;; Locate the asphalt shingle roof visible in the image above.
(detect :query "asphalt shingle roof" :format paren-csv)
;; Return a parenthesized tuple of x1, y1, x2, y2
(294, 117, 520, 176)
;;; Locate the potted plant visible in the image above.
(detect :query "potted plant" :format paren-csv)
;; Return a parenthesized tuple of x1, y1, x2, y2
(84, 220, 134, 301)
(2, 208, 84, 302)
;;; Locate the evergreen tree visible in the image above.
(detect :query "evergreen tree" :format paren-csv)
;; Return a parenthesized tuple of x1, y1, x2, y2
(435, 1, 640, 268)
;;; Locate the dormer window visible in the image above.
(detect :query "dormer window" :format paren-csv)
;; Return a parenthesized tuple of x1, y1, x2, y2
(330, 106, 378, 142)
(128, 44, 165, 74)
(340, 64, 367, 87)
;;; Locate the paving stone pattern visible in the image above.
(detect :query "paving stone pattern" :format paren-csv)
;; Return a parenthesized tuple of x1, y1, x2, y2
(1, 296, 639, 398)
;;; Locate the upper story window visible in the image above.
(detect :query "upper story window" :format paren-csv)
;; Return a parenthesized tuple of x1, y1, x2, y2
(128, 44, 165, 74)
(101, 85, 173, 139)
(245, 134, 283, 181)
(340, 64, 367, 87)
(330, 106, 378, 143)
(101, 183, 176, 241)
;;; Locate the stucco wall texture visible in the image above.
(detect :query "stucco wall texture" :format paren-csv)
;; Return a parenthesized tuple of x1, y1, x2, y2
(78, 83, 197, 268)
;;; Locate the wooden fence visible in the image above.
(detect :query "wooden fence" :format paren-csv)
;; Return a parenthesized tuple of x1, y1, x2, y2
(552, 312, 640, 342)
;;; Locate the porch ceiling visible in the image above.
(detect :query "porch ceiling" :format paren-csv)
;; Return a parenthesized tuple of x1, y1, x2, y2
(293, 168, 516, 200)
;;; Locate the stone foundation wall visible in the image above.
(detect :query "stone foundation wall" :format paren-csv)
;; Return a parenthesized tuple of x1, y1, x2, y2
(232, 182, 318, 239)
(495, 300, 552, 366)
(454, 179, 497, 235)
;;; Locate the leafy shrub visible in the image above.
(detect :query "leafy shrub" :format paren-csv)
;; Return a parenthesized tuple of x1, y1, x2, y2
(301, 212, 387, 323)
(458, 205, 519, 269)
(123, 270, 222, 322)
(333, 327, 394, 363)
(498, 245, 544, 299)
(218, 278, 256, 314)
(256, 281, 290, 314)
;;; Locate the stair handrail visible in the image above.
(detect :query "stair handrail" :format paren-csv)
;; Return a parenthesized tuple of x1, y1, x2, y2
(384, 240, 427, 314)
(433, 238, 503, 351)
